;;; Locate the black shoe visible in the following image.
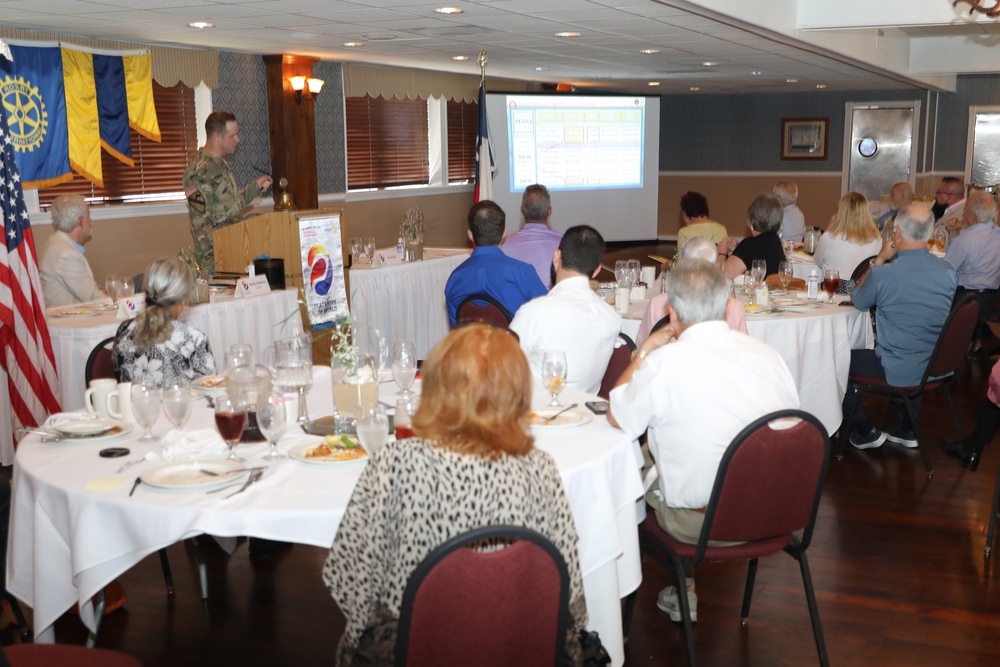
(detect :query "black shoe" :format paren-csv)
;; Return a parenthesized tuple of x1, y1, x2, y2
(960, 451, 981, 472)
(939, 439, 981, 471)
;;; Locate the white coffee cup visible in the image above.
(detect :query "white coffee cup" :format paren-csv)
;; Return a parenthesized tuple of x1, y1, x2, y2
(615, 287, 630, 314)
(84, 379, 118, 418)
(640, 266, 656, 288)
(108, 382, 136, 423)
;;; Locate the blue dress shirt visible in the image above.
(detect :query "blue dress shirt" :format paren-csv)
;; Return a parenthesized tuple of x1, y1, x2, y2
(445, 246, 547, 325)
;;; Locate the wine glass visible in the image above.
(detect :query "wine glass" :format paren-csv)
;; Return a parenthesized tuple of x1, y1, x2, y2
(743, 270, 759, 303)
(118, 275, 134, 301)
(353, 326, 388, 380)
(105, 275, 122, 304)
(363, 237, 376, 265)
(256, 390, 287, 461)
(391, 340, 417, 398)
(931, 228, 947, 253)
(751, 259, 767, 285)
(823, 268, 841, 301)
(131, 382, 161, 441)
(626, 259, 640, 288)
(214, 394, 247, 462)
(357, 404, 390, 457)
(778, 261, 793, 291)
(350, 237, 363, 265)
(161, 380, 192, 431)
(541, 350, 567, 408)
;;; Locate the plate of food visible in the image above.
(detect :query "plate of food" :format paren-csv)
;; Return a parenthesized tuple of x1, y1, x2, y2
(48, 305, 103, 318)
(192, 375, 228, 396)
(289, 435, 370, 465)
(529, 407, 594, 429)
(141, 460, 249, 491)
(743, 305, 783, 320)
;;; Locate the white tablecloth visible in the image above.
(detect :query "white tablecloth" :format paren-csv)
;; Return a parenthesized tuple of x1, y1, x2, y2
(745, 297, 873, 435)
(0, 290, 302, 466)
(349, 248, 469, 360)
(8, 367, 643, 666)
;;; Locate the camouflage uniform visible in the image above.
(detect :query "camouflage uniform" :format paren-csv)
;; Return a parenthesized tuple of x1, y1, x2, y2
(182, 150, 262, 274)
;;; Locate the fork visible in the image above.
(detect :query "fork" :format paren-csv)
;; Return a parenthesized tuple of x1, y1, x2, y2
(206, 466, 265, 494)
(223, 468, 264, 499)
(541, 403, 578, 421)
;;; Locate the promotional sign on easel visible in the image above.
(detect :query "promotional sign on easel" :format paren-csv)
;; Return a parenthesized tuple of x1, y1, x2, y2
(297, 212, 349, 326)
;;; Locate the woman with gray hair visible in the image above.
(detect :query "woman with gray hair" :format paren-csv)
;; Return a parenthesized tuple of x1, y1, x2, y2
(113, 257, 215, 386)
(719, 193, 787, 278)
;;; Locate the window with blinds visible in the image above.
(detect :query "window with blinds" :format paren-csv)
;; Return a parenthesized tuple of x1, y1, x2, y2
(447, 99, 477, 184)
(39, 82, 198, 207)
(345, 95, 430, 190)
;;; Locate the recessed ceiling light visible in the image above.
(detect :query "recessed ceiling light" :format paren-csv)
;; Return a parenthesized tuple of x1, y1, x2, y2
(364, 34, 397, 41)
(648, 81, 660, 86)
(639, 49, 660, 55)
(343, 41, 365, 48)
(702, 61, 718, 67)
(816, 83, 828, 89)
(188, 21, 214, 29)
(751, 70, 763, 76)
(786, 78, 798, 83)
(534, 66, 549, 72)
(555, 32, 581, 38)
(451, 55, 470, 61)
(690, 86, 701, 91)
(434, 7, 463, 14)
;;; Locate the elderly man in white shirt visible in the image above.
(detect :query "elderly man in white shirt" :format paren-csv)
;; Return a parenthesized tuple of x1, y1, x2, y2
(608, 259, 798, 624)
(510, 225, 621, 394)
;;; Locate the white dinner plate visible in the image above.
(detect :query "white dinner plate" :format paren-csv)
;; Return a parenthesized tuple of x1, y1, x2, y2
(530, 408, 594, 429)
(744, 311, 783, 320)
(289, 439, 370, 465)
(52, 418, 116, 436)
(141, 460, 249, 491)
(775, 303, 823, 312)
(192, 374, 228, 396)
(48, 306, 103, 318)
(39, 417, 133, 443)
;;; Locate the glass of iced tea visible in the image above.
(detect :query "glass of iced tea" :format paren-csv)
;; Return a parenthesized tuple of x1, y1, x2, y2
(823, 269, 841, 301)
(214, 394, 247, 462)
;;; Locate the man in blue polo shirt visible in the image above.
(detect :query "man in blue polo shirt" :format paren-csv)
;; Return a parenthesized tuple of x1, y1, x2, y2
(844, 203, 958, 450)
(445, 200, 546, 326)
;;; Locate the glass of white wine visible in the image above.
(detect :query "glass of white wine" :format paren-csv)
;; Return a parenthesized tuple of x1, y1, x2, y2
(778, 261, 793, 291)
(541, 351, 568, 408)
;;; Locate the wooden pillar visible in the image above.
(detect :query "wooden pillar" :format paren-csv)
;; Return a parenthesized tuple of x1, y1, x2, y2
(263, 55, 319, 210)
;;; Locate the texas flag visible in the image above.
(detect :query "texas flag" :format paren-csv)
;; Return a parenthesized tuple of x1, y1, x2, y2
(474, 77, 494, 203)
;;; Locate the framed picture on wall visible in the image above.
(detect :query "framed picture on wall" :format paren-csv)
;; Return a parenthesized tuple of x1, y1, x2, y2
(781, 118, 828, 160)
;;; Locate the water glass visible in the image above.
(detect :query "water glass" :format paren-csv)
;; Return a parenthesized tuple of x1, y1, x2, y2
(274, 334, 313, 424)
(541, 350, 568, 408)
(626, 259, 640, 288)
(391, 340, 417, 398)
(161, 380, 192, 431)
(778, 261, 793, 290)
(614, 260, 628, 289)
(363, 237, 376, 264)
(227, 343, 255, 373)
(743, 271, 759, 303)
(257, 390, 288, 461)
(350, 237, 363, 265)
(119, 275, 135, 300)
(751, 259, 767, 285)
(105, 275, 122, 304)
(131, 382, 161, 441)
(357, 404, 390, 457)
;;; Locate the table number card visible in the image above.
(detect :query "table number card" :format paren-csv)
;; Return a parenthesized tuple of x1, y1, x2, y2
(116, 294, 146, 319)
(235, 275, 271, 299)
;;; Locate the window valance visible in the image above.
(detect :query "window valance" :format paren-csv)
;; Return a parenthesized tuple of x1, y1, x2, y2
(343, 63, 527, 103)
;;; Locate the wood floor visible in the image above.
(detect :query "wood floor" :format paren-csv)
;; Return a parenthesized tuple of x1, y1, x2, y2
(5, 243, 1000, 666)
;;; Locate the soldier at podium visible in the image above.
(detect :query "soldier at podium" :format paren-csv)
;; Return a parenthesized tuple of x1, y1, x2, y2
(183, 111, 272, 274)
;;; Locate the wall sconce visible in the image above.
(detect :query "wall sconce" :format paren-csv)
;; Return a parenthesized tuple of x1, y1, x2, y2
(289, 76, 325, 104)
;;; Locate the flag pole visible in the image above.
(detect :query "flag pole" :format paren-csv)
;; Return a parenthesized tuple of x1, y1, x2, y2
(474, 51, 494, 203)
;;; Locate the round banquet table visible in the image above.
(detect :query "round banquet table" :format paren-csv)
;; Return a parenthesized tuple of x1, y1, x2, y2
(7, 367, 643, 666)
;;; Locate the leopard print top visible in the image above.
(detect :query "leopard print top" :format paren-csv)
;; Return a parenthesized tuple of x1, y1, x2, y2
(323, 437, 587, 665)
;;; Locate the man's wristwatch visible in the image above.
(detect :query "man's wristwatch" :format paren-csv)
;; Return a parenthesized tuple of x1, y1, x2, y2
(631, 349, 648, 362)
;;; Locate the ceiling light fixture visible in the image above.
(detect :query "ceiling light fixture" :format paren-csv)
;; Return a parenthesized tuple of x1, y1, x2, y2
(639, 49, 660, 54)
(343, 41, 365, 48)
(451, 55, 469, 61)
(555, 32, 581, 38)
(786, 78, 799, 83)
(289, 76, 325, 104)
(648, 81, 661, 86)
(434, 7, 463, 14)
(690, 86, 701, 91)
(188, 22, 214, 29)
(702, 61, 718, 67)
(816, 84, 828, 89)
(535, 66, 549, 71)
(751, 70, 763, 76)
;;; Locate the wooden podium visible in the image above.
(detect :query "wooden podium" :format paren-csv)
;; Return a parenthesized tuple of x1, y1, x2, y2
(213, 210, 348, 364)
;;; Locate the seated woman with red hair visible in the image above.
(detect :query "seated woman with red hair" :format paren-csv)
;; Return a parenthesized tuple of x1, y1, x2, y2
(322, 324, 588, 665)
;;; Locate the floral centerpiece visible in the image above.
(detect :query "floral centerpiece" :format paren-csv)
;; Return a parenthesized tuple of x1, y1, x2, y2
(400, 207, 425, 261)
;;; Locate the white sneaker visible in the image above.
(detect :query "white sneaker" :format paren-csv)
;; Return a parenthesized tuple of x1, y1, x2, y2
(656, 585, 698, 623)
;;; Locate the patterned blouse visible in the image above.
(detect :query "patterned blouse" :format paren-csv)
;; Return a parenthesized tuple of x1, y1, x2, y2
(323, 437, 588, 666)
(112, 319, 216, 387)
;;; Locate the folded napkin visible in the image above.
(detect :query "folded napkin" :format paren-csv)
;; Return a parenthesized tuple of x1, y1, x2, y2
(158, 428, 228, 460)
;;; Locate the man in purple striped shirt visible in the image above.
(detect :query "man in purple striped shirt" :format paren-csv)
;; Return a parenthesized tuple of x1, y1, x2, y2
(501, 184, 563, 290)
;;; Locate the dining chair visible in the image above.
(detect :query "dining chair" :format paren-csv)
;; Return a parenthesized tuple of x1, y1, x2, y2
(850, 255, 878, 284)
(598, 332, 635, 400)
(0, 643, 142, 667)
(454, 293, 513, 329)
(836, 293, 980, 476)
(649, 314, 670, 336)
(395, 525, 570, 667)
(84, 336, 117, 386)
(622, 410, 830, 667)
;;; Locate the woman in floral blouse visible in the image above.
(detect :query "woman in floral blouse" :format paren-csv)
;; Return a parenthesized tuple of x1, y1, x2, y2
(113, 257, 215, 386)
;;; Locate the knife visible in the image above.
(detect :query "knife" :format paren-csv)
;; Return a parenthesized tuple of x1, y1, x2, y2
(129, 477, 142, 497)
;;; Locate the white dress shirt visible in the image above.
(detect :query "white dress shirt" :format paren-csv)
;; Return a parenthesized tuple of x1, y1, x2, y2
(610, 321, 798, 509)
(510, 275, 622, 394)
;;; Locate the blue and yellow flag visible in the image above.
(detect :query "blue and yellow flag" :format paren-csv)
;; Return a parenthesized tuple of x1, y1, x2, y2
(123, 54, 160, 143)
(62, 48, 103, 188)
(0, 46, 72, 189)
(93, 54, 133, 167)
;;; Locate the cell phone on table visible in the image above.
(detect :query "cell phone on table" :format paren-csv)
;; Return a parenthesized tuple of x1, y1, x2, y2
(585, 401, 609, 415)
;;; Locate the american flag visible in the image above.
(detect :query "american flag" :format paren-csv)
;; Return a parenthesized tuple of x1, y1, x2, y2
(474, 77, 494, 203)
(0, 96, 62, 446)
